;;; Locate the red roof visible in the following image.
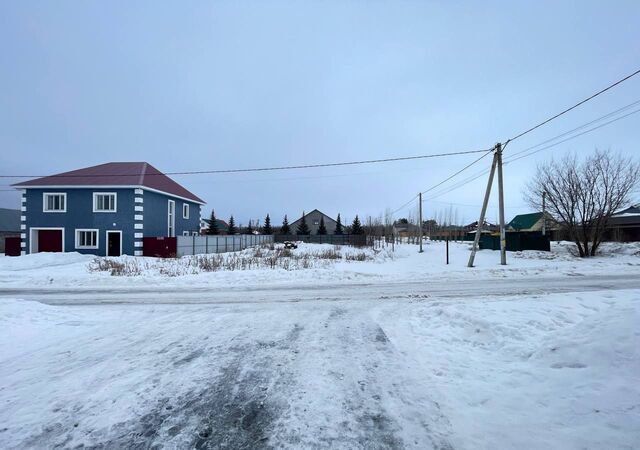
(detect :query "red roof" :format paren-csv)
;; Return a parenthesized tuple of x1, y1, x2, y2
(12, 162, 205, 204)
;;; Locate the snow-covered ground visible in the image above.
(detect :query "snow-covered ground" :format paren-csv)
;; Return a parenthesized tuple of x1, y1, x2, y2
(1, 289, 638, 449)
(0, 243, 639, 449)
(0, 241, 639, 290)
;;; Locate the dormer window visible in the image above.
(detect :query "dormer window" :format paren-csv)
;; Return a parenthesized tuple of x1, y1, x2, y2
(93, 193, 117, 212)
(43, 193, 66, 212)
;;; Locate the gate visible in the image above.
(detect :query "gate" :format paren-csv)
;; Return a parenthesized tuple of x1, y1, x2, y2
(142, 237, 177, 258)
(4, 236, 21, 256)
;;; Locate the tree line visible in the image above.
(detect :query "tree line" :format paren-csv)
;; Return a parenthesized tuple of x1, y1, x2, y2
(206, 211, 365, 235)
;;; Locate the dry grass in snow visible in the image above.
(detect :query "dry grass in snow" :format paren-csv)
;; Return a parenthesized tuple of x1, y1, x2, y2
(88, 243, 388, 277)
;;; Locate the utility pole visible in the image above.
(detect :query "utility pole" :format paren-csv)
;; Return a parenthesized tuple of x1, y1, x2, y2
(418, 192, 424, 252)
(541, 191, 546, 236)
(496, 143, 507, 265)
(468, 148, 499, 267)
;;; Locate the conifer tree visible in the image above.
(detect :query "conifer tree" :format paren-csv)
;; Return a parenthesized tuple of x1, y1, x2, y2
(334, 213, 344, 235)
(228, 215, 236, 234)
(246, 220, 253, 234)
(317, 216, 327, 235)
(351, 215, 364, 235)
(296, 211, 311, 235)
(263, 214, 273, 234)
(207, 210, 219, 235)
(280, 215, 290, 235)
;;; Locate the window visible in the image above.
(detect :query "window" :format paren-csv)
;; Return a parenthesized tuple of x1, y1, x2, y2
(313, 220, 320, 225)
(43, 193, 66, 212)
(168, 200, 175, 237)
(182, 231, 190, 236)
(93, 193, 117, 212)
(75, 229, 98, 249)
(192, 231, 199, 236)
(183, 203, 189, 219)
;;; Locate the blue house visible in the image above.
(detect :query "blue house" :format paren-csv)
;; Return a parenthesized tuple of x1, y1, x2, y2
(12, 162, 205, 256)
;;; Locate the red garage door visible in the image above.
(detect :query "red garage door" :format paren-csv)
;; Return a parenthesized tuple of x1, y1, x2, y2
(38, 229, 63, 252)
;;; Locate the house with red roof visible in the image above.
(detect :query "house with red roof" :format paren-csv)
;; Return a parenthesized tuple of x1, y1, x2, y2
(12, 162, 205, 256)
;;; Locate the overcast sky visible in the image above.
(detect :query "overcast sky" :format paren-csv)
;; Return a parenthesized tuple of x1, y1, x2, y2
(1, 1, 639, 227)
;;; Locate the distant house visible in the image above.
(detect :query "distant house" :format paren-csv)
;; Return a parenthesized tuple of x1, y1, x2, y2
(607, 204, 640, 242)
(200, 218, 230, 234)
(0, 208, 21, 252)
(289, 209, 338, 235)
(507, 212, 556, 232)
(464, 220, 497, 235)
(12, 162, 205, 256)
(392, 221, 420, 237)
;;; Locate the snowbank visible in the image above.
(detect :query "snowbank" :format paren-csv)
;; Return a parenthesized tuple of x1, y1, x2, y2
(0, 241, 638, 290)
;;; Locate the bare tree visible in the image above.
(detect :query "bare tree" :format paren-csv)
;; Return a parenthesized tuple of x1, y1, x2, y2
(525, 150, 639, 257)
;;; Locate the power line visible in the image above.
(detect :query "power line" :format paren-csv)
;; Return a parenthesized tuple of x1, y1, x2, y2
(505, 108, 640, 164)
(506, 68, 640, 143)
(425, 102, 640, 201)
(0, 148, 491, 180)
(396, 93, 640, 213)
(421, 149, 494, 195)
(506, 98, 640, 160)
(390, 194, 419, 216)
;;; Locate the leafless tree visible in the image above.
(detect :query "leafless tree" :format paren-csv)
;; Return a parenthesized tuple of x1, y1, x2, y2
(525, 150, 639, 257)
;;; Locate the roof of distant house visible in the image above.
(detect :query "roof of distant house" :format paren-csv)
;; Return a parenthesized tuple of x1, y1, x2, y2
(0, 208, 20, 232)
(613, 204, 640, 217)
(508, 212, 544, 230)
(202, 218, 229, 230)
(12, 162, 205, 204)
(290, 209, 337, 223)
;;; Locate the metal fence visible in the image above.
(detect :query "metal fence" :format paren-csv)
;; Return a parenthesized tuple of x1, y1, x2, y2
(274, 234, 369, 247)
(176, 234, 274, 257)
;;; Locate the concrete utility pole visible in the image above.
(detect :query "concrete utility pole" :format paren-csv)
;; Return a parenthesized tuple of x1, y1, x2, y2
(496, 143, 507, 265)
(468, 148, 499, 268)
(418, 192, 424, 253)
(541, 191, 547, 236)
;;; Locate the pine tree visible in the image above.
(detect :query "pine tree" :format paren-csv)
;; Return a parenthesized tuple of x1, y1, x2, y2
(207, 210, 219, 235)
(351, 215, 364, 235)
(280, 215, 290, 235)
(296, 211, 310, 235)
(228, 215, 237, 234)
(334, 213, 344, 235)
(317, 216, 327, 235)
(246, 220, 253, 234)
(263, 214, 273, 234)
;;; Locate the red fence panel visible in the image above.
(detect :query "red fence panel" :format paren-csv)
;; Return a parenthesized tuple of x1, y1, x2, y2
(142, 237, 177, 258)
(4, 236, 21, 256)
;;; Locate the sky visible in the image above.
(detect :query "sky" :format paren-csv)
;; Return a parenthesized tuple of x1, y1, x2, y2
(1, 1, 639, 227)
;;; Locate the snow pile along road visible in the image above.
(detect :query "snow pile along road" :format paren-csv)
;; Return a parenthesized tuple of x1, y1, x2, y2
(0, 241, 638, 290)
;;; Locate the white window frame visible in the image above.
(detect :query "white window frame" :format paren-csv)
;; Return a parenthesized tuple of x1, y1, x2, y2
(168, 200, 175, 237)
(43, 193, 67, 213)
(183, 203, 190, 219)
(93, 192, 117, 213)
(182, 231, 190, 236)
(75, 229, 99, 249)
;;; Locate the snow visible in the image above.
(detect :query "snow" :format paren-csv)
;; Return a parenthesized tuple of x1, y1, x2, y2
(1, 288, 639, 449)
(0, 241, 638, 290)
(0, 242, 639, 448)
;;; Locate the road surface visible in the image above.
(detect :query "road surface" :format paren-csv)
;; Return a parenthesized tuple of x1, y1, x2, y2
(1, 274, 638, 449)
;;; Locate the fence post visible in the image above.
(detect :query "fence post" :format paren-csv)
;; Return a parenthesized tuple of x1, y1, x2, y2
(193, 234, 196, 255)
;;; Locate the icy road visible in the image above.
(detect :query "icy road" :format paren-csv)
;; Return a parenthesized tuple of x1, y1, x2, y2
(1, 276, 639, 449)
